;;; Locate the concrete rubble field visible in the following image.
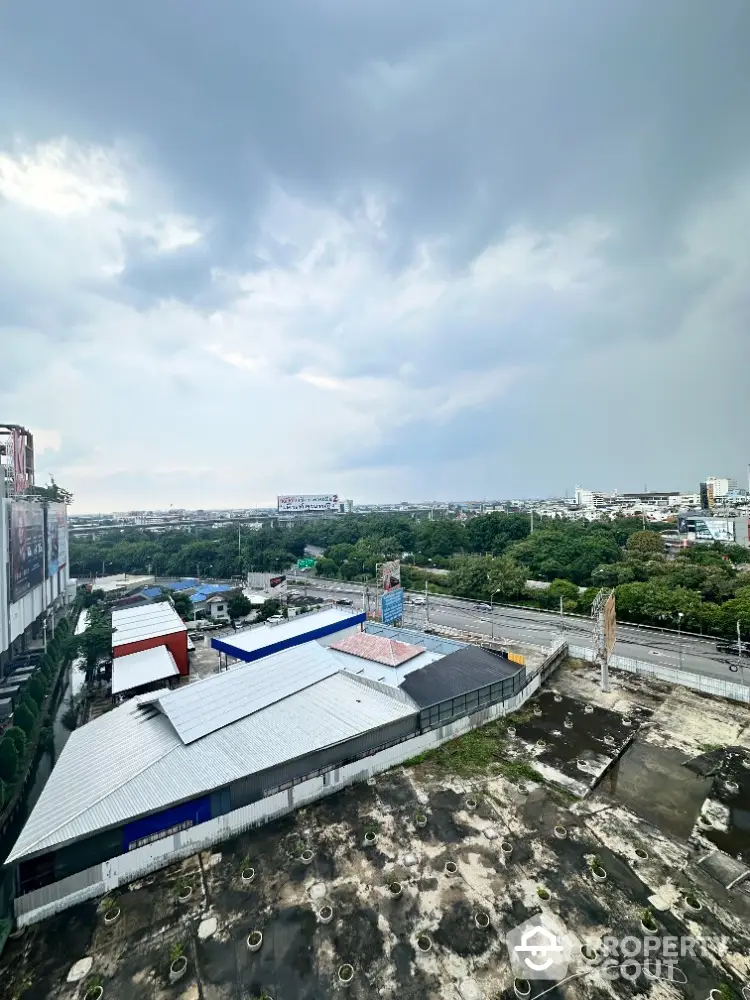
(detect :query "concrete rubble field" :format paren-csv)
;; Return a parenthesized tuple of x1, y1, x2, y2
(2, 658, 750, 1000)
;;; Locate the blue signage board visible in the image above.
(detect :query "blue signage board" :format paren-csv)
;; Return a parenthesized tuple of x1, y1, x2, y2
(381, 587, 404, 625)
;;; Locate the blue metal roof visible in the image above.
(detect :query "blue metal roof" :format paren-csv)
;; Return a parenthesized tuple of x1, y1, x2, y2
(189, 583, 233, 602)
(161, 579, 199, 592)
(141, 587, 163, 599)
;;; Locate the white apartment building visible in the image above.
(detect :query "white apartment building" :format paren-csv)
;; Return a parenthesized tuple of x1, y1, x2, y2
(705, 477, 737, 499)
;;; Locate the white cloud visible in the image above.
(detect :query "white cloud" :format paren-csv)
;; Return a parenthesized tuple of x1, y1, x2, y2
(0, 138, 128, 215)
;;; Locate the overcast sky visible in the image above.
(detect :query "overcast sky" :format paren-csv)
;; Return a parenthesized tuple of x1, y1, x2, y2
(1, 1, 749, 512)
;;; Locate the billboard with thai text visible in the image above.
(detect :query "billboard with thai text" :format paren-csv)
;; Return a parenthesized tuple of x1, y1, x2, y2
(381, 587, 404, 625)
(277, 494, 340, 512)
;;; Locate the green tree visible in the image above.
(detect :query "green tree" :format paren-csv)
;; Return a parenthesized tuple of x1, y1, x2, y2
(78, 606, 113, 678)
(168, 591, 193, 619)
(18, 696, 38, 721)
(227, 594, 252, 620)
(13, 704, 35, 737)
(0, 738, 19, 783)
(448, 555, 526, 602)
(256, 599, 281, 622)
(23, 476, 74, 503)
(4, 726, 26, 757)
(626, 531, 664, 556)
(27, 676, 46, 708)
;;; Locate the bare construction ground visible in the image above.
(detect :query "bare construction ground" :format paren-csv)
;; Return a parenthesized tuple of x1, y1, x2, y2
(2, 659, 750, 1000)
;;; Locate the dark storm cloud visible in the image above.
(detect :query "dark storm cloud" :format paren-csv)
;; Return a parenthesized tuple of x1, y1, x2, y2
(4, 0, 748, 281)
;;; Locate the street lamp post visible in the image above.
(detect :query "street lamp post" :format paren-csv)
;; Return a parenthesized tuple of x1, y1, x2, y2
(677, 612, 684, 670)
(489, 588, 501, 640)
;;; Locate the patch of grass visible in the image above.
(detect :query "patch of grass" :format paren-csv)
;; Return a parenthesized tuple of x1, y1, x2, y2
(507, 707, 535, 725)
(406, 716, 547, 781)
(564, 657, 590, 671)
(405, 719, 510, 776)
(497, 759, 545, 785)
(697, 742, 724, 753)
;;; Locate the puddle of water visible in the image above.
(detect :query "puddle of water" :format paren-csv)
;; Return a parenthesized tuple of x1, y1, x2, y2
(700, 755, 750, 862)
(607, 741, 711, 839)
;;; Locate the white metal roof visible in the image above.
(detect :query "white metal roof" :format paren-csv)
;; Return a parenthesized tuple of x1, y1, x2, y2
(112, 602, 187, 648)
(6, 669, 416, 864)
(215, 606, 362, 657)
(153, 641, 339, 744)
(111, 645, 180, 695)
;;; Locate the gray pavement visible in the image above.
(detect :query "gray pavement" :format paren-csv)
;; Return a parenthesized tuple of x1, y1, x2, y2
(288, 578, 749, 685)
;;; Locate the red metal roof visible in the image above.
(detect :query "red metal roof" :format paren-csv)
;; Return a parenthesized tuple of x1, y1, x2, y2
(329, 632, 425, 667)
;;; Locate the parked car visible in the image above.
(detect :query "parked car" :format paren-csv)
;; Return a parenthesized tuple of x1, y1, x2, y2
(335, 598, 353, 606)
(187, 638, 195, 652)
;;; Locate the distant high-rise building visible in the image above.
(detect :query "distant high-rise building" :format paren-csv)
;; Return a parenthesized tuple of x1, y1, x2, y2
(705, 477, 736, 499)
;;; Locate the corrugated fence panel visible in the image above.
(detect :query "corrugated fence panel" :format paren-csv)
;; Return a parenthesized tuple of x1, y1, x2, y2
(15, 863, 104, 924)
(568, 645, 750, 704)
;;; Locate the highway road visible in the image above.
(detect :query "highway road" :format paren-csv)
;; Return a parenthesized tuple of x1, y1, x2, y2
(289, 578, 748, 684)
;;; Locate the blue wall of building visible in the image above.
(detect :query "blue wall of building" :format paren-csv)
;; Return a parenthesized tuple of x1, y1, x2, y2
(122, 796, 211, 851)
(212, 612, 366, 663)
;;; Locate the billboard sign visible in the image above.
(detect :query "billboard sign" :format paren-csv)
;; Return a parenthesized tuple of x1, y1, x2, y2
(9, 501, 45, 602)
(678, 516, 735, 543)
(10, 427, 33, 495)
(380, 559, 401, 592)
(277, 494, 340, 513)
(46, 502, 69, 576)
(604, 592, 617, 658)
(381, 587, 404, 625)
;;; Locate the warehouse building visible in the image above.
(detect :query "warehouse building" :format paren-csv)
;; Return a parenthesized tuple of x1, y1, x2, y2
(212, 605, 366, 665)
(6, 624, 550, 927)
(111, 602, 189, 676)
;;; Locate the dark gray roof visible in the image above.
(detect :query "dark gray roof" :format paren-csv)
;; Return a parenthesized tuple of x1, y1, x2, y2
(0, 699, 12, 721)
(400, 645, 524, 708)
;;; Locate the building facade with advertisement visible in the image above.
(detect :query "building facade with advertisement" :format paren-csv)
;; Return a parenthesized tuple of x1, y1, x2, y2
(0, 430, 72, 675)
(677, 515, 750, 548)
(277, 494, 341, 513)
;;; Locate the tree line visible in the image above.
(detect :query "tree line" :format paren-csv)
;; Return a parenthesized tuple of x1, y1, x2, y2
(0, 618, 78, 812)
(69, 513, 750, 640)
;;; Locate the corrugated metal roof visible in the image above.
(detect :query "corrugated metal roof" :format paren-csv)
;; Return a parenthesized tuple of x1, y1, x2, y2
(111, 646, 180, 695)
(329, 632, 424, 666)
(154, 641, 338, 744)
(327, 646, 442, 686)
(112, 603, 187, 648)
(400, 644, 524, 708)
(140, 586, 163, 599)
(6, 670, 416, 864)
(214, 607, 363, 658)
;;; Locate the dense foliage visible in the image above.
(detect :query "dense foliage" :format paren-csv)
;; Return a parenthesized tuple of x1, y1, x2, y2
(70, 513, 750, 639)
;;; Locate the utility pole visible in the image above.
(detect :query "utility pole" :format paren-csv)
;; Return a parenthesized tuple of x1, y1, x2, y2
(592, 588, 615, 693)
(738, 620, 743, 660)
(560, 595, 564, 616)
(530, 506, 534, 534)
(677, 612, 684, 670)
(425, 580, 429, 624)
